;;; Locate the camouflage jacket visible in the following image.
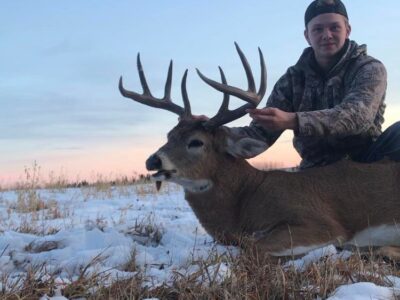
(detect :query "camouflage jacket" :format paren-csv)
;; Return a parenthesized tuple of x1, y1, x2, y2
(232, 40, 387, 169)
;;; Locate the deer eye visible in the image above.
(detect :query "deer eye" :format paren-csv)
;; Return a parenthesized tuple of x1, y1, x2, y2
(187, 139, 204, 149)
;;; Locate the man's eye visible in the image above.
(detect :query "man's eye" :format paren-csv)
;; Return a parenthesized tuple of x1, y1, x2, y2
(188, 140, 204, 148)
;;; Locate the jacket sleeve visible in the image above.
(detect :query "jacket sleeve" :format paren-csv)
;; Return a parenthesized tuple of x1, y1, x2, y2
(226, 70, 295, 154)
(296, 61, 387, 137)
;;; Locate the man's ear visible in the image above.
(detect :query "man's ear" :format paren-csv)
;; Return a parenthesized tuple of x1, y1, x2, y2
(346, 23, 351, 38)
(221, 128, 268, 159)
(304, 28, 311, 45)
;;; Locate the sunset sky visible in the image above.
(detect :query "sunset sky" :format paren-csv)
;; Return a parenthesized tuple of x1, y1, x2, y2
(1, 1, 399, 186)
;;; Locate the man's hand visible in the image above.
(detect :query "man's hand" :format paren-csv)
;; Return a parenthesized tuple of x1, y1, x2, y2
(247, 107, 298, 132)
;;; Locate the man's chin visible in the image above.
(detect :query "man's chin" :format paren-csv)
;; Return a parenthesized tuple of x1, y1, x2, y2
(317, 49, 340, 60)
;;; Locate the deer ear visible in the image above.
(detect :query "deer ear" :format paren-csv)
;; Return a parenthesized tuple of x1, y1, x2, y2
(226, 137, 268, 158)
(221, 128, 268, 158)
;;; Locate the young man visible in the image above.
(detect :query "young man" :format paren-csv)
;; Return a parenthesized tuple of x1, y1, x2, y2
(237, 0, 400, 169)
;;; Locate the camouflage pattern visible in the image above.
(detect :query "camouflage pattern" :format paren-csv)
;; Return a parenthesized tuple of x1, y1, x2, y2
(231, 40, 387, 169)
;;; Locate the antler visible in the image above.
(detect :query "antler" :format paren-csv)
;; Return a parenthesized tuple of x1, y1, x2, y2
(197, 42, 267, 129)
(119, 53, 193, 120)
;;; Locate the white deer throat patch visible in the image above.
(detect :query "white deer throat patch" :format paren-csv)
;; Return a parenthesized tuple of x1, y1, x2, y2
(172, 177, 213, 193)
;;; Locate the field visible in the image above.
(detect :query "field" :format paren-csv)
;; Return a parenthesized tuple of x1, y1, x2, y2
(1, 165, 400, 299)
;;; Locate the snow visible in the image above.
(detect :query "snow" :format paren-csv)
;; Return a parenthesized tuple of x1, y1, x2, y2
(284, 245, 352, 272)
(327, 282, 400, 300)
(0, 184, 234, 293)
(0, 183, 399, 299)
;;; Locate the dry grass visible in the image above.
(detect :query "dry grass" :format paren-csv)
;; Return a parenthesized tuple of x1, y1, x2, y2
(5, 199, 64, 236)
(0, 251, 111, 300)
(0, 238, 399, 299)
(15, 217, 60, 236)
(0, 264, 56, 300)
(1, 244, 399, 299)
(8, 161, 152, 195)
(90, 248, 400, 300)
(125, 213, 165, 247)
(6, 248, 400, 299)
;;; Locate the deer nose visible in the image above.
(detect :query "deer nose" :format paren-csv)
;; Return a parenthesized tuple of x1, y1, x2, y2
(146, 154, 162, 171)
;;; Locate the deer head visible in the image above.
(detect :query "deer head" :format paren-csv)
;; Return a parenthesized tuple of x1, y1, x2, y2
(119, 43, 268, 193)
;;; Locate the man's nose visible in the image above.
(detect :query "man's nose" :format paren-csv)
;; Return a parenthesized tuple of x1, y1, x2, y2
(322, 29, 333, 39)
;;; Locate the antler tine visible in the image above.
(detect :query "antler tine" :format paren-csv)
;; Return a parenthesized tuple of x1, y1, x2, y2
(196, 43, 266, 107)
(234, 42, 256, 93)
(119, 53, 189, 117)
(203, 66, 256, 129)
(217, 66, 230, 114)
(137, 53, 152, 96)
(164, 59, 173, 101)
(257, 47, 267, 99)
(198, 43, 267, 129)
(181, 69, 193, 119)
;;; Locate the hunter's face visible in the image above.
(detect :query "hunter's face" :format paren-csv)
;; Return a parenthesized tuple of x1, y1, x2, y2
(305, 13, 351, 62)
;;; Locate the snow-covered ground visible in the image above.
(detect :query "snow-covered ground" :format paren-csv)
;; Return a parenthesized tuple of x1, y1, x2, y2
(0, 183, 399, 299)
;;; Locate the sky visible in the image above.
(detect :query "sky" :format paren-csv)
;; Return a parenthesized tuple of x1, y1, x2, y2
(1, 1, 400, 185)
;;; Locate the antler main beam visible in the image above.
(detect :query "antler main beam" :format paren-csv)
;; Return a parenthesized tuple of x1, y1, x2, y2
(119, 53, 192, 119)
(197, 42, 267, 129)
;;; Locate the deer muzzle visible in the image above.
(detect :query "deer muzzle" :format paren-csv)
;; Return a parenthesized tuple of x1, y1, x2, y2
(146, 154, 162, 171)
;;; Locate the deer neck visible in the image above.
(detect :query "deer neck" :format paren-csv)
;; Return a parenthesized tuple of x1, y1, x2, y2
(183, 158, 263, 244)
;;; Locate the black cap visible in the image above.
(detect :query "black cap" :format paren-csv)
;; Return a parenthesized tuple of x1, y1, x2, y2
(305, 0, 348, 26)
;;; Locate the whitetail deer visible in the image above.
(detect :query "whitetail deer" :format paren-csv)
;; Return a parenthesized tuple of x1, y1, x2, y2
(119, 43, 400, 258)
